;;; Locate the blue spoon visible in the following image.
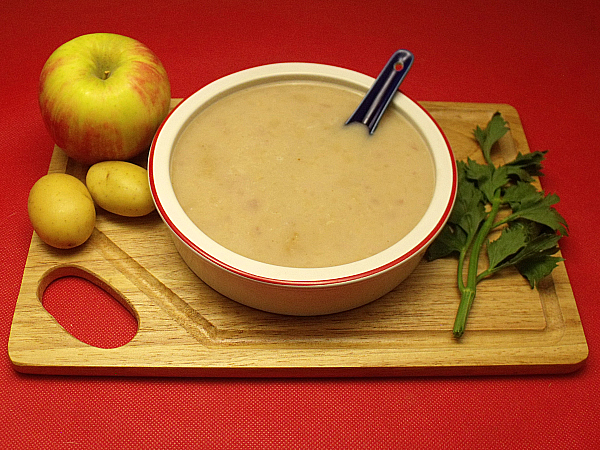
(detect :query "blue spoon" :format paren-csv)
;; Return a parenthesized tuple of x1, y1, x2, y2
(345, 49, 414, 134)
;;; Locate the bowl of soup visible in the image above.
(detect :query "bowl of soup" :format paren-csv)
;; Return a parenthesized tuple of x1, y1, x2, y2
(149, 62, 457, 315)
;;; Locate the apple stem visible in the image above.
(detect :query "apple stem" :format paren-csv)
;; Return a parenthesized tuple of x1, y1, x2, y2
(102, 70, 111, 80)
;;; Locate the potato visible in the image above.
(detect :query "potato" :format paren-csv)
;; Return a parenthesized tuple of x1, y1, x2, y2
(27, 173, 96, 249)
(86, 161, 155, 217)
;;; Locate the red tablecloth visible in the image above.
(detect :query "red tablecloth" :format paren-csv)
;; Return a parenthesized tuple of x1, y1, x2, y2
(2, 1, 599, 448)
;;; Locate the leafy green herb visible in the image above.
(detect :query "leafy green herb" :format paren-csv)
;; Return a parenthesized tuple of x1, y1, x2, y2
(425, 112, 568, 338)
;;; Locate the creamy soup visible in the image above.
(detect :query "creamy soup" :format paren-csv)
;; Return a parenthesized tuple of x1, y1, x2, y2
(171, 80, 435, 268)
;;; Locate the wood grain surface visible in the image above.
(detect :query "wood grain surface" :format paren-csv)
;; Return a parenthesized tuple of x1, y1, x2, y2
(8, 100, 588, 377)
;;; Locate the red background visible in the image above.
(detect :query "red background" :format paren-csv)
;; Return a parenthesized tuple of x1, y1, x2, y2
(2, 0, 599, 448)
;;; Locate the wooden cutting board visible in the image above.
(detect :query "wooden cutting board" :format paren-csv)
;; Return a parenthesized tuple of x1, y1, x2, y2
(9, 101, 588, 377)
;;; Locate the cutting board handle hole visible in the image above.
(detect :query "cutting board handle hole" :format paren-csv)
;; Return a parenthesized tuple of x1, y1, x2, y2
(40, 266, 138, 349)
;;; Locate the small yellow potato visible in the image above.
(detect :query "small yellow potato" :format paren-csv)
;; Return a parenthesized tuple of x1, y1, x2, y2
(27, 173, 96, 249)
(86, 161, 156, 217)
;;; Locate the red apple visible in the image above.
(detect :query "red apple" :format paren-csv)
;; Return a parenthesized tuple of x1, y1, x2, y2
(38, 33, 171, 165)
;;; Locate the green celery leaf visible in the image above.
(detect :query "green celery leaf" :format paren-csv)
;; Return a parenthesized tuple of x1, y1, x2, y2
(425, 224, 468, 261)
(463, 158, 491, 184)
(509, 193, 568, 235)
(449, 161, 486, 236)
(505, 151, 547, 178)
(502, 181, 543, 211)
(426, 163, 485, 261)
(489, 166, 510, 197)
(515, 255, 564, 288)
(465, 159, 509, 203)
(507, 219, 545, 241)
(505, 232, 562, 265)
(519, 232, 562, 255)
(474, 112, 510, 162)
(486, 225, 528, 270)
(487, 231, 562, 279)
(504, 165, 534, 183)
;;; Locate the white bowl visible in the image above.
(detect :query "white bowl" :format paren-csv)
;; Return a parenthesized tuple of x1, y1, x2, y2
(149, 62, 457, 315)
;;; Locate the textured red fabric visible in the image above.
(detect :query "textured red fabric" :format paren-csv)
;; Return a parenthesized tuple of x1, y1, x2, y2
(42, 277, 138, 349)
(2, 0, 599, 448)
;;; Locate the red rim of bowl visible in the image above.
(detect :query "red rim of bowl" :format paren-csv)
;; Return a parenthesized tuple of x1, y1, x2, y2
(149, 63, 457, 287)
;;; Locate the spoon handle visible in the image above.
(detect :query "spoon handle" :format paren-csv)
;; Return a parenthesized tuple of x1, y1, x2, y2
(346, 49, 414, 134)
